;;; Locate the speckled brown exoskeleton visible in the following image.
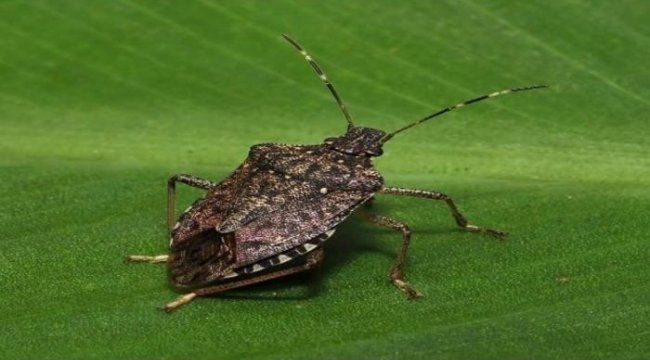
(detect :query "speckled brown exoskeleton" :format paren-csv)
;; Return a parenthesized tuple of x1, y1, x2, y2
(126, 34, 546, 312)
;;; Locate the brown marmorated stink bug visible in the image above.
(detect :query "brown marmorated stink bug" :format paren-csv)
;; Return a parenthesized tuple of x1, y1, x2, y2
(126, 34, 546, 312)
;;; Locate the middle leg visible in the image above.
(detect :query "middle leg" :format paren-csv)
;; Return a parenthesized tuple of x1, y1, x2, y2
(358, 211, 422, 299)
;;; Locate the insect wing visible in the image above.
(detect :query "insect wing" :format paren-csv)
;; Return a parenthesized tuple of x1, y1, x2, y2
(168, 143, 382, 287)
(232, 189, 372, 267)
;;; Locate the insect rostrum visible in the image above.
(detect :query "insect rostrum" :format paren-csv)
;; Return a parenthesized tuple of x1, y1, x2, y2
(126, 34, 546, 312)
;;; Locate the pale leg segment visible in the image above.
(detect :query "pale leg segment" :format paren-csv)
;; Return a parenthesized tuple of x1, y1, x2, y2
(125, 255, 169, 264)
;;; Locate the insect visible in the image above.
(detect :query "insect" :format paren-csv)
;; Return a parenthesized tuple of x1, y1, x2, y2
(126, 34, 546, 312)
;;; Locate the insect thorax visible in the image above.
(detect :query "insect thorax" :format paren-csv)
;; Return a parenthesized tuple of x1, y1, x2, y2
(325, 126, 386, 157)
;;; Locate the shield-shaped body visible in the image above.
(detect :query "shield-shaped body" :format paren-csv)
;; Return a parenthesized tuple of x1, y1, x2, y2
(126, 34, 542, 312)
(168, 142, 383, 288)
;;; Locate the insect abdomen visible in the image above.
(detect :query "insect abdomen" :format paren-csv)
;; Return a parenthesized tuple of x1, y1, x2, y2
(223, 228, 335, 279)
(168, 230, 236, 288)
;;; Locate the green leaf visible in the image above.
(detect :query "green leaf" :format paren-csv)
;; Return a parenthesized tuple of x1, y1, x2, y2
(1, 1, 648, 359)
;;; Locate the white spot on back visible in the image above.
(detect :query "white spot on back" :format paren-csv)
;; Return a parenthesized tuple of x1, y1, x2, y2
(304, 243, 317, 251)
(320, 187, 328, 194)
(278, 254, 291, 263)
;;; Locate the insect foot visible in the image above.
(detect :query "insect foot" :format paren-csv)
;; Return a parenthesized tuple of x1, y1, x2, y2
(126, 33, 545, 311)
(391, 277, 423, 300)
(465, 224, 509, 240)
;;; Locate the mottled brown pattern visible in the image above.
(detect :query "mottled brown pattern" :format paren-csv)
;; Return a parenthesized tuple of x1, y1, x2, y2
(168, 131, 384, 288)
(169, 232, 236, 287)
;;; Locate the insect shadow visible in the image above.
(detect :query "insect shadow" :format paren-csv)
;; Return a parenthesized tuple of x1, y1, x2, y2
(200, 214, 393, 301)
(201, 200, 457, 302)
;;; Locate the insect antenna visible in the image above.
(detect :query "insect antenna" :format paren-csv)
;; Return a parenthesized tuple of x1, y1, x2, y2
(382, 85, 548, 143)
(282, 34, 355, 129)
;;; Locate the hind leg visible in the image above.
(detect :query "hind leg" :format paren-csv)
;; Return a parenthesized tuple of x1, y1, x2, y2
(163, 248, 325, 312)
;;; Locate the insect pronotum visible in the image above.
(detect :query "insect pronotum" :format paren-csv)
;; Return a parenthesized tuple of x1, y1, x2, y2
(126, 34, 546, 312)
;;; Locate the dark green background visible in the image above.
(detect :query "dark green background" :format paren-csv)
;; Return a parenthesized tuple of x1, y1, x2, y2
(1, 1, 648, 359)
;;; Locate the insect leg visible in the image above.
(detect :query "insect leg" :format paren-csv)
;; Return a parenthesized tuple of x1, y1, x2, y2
(125, 176, 215, 274)
(124, 254, 169, 264)
(358, 211, 422, 299)
(167, 174, 216, 232)
(162, 248, 325, 313)
(381, 186, 507, 239)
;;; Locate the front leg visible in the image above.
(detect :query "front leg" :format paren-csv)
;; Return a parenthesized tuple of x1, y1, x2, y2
(380, 186, 507, 239)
